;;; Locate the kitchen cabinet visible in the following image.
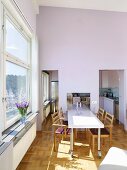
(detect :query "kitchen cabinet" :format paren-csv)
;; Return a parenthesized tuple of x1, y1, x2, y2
(104, 97, 114, 115)
(101, 71, 109, 88)
(99, 97, 114, 115)
(115, 104, 119, 120)
(100, 70, 119, 88)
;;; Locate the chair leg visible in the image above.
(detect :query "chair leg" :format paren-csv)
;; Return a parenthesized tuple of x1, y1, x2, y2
(92, 137, 95, 153)
(62, 135, 64, 141)
(88, 131, 91, 145)
(84, 128, 87, 139)
(54, 134, 56, 151)
(109, 136, 112, 146)
(109, 129, 112, 146)
(74, 128, 77, 139)
(102, 138, 105, 145)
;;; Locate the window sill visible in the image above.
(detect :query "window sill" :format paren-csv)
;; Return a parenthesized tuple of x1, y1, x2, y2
(2, 112, 38, 143)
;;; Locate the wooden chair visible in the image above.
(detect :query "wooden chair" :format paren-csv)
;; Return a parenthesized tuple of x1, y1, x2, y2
(59, 107, 78, 139)
(51, 111, 71, 151)
(86, 108, 105, 139)
(58, 107, 68, 125)
(96, 108, 105, 122)
(89, 112, 114, 153)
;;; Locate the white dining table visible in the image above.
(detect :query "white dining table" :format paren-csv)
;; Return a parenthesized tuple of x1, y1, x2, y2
(68, 106, 104, 157)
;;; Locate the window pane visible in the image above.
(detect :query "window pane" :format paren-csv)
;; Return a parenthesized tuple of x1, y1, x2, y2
(6, 62, 28, 121)
(5, 18, 29, 63)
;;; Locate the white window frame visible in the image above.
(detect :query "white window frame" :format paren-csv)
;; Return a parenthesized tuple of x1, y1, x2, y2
(1, 2, 32, 130)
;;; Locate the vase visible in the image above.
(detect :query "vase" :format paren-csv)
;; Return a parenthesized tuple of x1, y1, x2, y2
(20, 115, 26, 124)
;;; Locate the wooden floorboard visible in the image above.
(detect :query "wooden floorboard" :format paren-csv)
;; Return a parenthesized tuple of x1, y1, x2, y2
(17, 115, 127, 170)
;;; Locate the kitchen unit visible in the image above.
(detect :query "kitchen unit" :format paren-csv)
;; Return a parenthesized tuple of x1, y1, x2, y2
(100, 96, 119, 120)
(99, 70, 121, 121)
(99, 96, 115, 115)
(115, 103, 119, 120)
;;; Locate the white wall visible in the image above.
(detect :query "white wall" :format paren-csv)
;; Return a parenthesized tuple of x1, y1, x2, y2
(37, 7, 127, 129)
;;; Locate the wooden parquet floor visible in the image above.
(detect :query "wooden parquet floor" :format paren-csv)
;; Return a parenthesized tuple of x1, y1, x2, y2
(17, 115, 127, 170)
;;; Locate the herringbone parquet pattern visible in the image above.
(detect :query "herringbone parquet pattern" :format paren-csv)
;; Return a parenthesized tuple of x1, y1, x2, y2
(17, 115, 127, 170)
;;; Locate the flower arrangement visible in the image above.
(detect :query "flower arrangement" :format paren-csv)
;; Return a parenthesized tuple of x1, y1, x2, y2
(16, 101, 29, 117)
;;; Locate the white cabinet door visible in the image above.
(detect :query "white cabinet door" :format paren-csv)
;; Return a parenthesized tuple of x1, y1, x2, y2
(102, 71, 109, 88)
(104, 97, 114, 115)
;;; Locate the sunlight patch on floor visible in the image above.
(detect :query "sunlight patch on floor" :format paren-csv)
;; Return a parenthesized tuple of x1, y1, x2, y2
(55, 140, 98, 170)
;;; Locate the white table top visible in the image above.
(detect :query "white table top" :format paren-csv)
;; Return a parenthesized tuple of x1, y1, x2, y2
(68, 107, 104, 128)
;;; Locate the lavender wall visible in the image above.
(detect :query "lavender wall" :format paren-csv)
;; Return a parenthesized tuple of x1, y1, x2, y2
(37, 7, 127, 127)
(15, 0, 36, 31)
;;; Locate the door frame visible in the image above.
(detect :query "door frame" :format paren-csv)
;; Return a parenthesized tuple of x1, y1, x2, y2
(99, 69, 126, 130)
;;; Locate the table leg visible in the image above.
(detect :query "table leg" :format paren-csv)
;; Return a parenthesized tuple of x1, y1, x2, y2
(98, 128, 101, 158)
(70, 128, 73, 157)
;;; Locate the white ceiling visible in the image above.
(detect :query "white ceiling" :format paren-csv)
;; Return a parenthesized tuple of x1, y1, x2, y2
(35, 0, 127, 13)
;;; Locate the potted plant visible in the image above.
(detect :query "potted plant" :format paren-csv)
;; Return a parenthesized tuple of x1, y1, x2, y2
(16, 101, 29, 124)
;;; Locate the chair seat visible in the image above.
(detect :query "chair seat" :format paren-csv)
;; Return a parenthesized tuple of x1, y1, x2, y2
(63, 120, 68, 125)
(90, 128, 109, 136)
(55, 127, 64, 134)
(66, 128, 71, 135)
(55, 127, 71, 135)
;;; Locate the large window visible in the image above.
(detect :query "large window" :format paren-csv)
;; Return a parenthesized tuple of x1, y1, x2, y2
(6, 62, 28, 121)
(2, 7, 31, 128)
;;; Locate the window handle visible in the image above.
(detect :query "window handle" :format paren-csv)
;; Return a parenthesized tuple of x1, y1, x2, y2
(2, 97, 6, 102)
(2, 97, 4, 102)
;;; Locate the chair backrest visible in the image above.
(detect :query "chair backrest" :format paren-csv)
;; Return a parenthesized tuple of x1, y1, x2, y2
(73, 97, 80, 105)
(97, 108, 105, 122)
(59, 107, 64, 118)
(104, 112, 114, 127)
(51, 112, 61, 124)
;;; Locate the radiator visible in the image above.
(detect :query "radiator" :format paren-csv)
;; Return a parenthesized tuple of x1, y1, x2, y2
(0, 142, 13, 170)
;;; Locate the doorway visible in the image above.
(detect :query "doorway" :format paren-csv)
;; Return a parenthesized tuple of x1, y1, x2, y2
(99, 70, 125, 126)
(50, 80, 58, 112)
(42, 70, 59, 117)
